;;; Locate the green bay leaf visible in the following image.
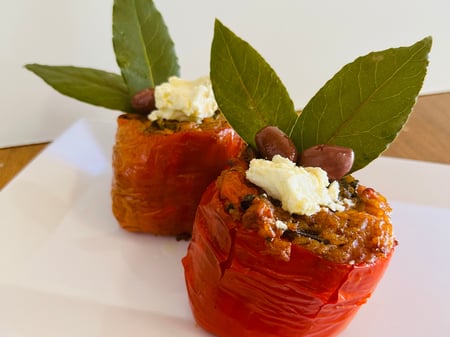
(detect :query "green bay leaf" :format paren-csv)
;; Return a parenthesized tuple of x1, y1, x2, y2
(112, 0, 179, 95)
(210, 19, 298, 148)
(291, 37, 432, 172)
(25, 64, 133, 112)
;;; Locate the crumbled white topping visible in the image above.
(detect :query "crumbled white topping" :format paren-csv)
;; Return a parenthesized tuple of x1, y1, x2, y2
(148, 76, 217, 123)
(246, 155, 347, 216)
(275, 220, 288, 232)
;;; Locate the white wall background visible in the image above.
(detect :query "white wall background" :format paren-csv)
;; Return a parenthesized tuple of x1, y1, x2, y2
(2, 0, 449, 147)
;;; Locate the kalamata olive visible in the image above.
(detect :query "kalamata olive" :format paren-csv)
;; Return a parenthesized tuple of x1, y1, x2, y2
(131, 88, 156, 113)
(255, 126, 298, 162)
(299, 144, 354, 180)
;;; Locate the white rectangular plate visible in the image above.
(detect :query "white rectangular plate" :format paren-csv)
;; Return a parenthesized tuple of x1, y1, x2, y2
(0, 119, 449, 337)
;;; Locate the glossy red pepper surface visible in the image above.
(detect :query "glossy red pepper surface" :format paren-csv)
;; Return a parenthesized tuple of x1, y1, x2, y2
(183, 162, 394, 337)
(111, 114, 244, 235)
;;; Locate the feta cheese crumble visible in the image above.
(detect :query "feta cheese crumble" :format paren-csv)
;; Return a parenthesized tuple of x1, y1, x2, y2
(148, 76, 218, 123)
(246, 155, 346, 216)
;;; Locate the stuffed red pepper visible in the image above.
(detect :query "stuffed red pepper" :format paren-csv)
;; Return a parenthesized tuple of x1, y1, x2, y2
(112, 102, 244, 235)
(182, 20, 430, 337)
(25, 2, 245, 236)
(183, 157, 395, 337)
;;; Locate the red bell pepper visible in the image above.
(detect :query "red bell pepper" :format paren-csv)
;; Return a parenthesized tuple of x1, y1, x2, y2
(183, 161, 394, 337)
(111, 114, 244, 235)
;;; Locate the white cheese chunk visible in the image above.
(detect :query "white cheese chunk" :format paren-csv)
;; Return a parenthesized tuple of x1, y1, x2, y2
(148, 76, 217, 123)
(246, 155, 346, 216)
(275, 220, 288, 232)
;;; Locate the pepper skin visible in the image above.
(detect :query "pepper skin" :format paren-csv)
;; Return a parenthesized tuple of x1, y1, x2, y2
(182, 163, 393, 337)
(111, 114, 244, 235)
